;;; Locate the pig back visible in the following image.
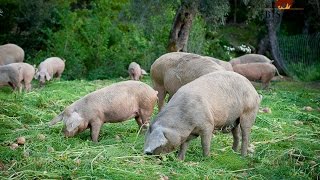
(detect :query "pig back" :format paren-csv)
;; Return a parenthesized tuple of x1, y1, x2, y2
(75, 81, 157, 122)
(0, 44, 24, 65)
(151, 52, 224, 96)
(8, 63, 35, 81)
(230, 54, 272, 66)
(168, 71, 260, 128)
(40, 57, 65, 75)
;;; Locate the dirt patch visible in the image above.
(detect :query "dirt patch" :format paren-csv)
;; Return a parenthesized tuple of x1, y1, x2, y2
(306, 81, 320, 90)
(271, 75, 294, 82)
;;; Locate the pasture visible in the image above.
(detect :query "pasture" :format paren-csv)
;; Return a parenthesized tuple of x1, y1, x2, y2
(0, 78, 319, 179)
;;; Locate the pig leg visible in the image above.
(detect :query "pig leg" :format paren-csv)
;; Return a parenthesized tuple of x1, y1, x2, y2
(135, 116, 144, 128)
(55, 72, 61, 80)
(178, 134, 198, 160)
(231, 123, 240, 152)
(261, 75, 272, 89)
(139, 109, 153, 128)
(239, 113, 256, 156)
(25, 83, 31, 92)
(261, 81, 270, 89)
(154, 85, 166, 111)
(200, 128, 214, 157)
(90, 121, 102, 142)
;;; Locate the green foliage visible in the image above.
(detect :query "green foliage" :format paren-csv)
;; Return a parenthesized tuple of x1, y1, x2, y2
(203, 32, 232, 61)
(202, 23, 265, 61)
(0, 78, 319, 179)
(188, 15, 207, 54)
(38, 0, 176, 80)
(0, 0, 175, 80)
(200, 0, 230, 28)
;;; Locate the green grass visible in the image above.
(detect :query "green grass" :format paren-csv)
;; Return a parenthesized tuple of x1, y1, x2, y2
(0, 78, 319, 179)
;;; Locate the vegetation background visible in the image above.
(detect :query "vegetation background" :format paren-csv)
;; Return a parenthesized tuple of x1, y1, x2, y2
(0, 0, 319, 179)
(1, 0, 319, 80)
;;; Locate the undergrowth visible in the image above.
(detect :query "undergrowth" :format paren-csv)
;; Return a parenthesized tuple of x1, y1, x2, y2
(0, 78, 319, 179)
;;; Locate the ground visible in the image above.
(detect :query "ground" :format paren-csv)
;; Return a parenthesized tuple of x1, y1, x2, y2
(0, 77, 319, 179)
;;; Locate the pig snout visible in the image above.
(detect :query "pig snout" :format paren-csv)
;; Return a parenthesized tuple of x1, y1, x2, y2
(64, 128, 77, 137)
(40, 81, 45, 86)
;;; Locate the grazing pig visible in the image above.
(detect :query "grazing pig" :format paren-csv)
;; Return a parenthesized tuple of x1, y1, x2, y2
(233, 63, 281, 89)
(0, 65, 21, 91)
(35, 57, 65, 86)
(128, 62, 148, 81)
(7, 63, 35, 92)
(0, 44, 24, 65)
(151, 52, 225, 111)
(49, 81, 158, 142)
(144, 71, 261, 160)
(204, 56, 233, 71)
(229, 54, 273, 66)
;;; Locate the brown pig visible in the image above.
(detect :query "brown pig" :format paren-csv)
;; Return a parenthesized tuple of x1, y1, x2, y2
(204, 56, 233, 71)
(150, 52, 225, 111)
(144, 71, 261, 160)
(128, 62, 148, 81)
(233, 63, 281, 89)
(49, 81, 158, 142)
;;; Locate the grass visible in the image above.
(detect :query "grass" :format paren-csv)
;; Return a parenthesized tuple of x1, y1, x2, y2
(0, 77, 319, 179)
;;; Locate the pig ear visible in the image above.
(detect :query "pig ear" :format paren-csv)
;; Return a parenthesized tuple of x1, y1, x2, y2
(144, 128, 168, 153)
(33, 65, 38, 72)
(34, 72, 40, 80)
(141, 69, 148, 75)
(49, 112, 64, 126)
(64, 112, 83, 132)
(45, 72, 51, 81)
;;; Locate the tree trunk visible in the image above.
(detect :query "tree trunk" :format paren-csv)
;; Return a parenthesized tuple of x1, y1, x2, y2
(264, 3, 286, 74)
(257, 35, 269, 54)
(167, 0, 199, 52)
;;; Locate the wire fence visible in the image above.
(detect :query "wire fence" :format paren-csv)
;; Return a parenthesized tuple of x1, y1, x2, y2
(278, 33, 320, 81)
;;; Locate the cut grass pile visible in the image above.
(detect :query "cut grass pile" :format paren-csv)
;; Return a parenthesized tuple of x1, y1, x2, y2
(0, 78, 319, 179)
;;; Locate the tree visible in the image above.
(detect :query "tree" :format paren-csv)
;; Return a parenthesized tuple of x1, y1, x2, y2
(257, 1, 286, 73)
(167, 0, 199, 52)
(167, 0, 230, 52)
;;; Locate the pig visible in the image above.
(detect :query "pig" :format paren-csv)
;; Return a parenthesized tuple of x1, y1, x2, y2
(0, 65, 21, 91)
(233, 63, 282, 89)
(128, 62, 148, 81)
(0, 44, 24, 65)
(34, 57, 65, 86)
(151, 52, 225, 111)
(144, 71, 261, 160)
(229, 54, 273, 66)
(7, 63, 35, 92)
(204, 56, 233, 71)
(49, 81, 158, 142)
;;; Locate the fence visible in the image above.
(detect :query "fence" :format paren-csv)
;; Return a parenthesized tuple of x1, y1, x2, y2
(278, 33, 320, 81)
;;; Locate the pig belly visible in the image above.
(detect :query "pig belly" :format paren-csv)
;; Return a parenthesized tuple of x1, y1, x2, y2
(103, 108, 138, 123)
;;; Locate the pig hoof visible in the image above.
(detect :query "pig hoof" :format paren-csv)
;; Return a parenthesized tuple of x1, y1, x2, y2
(248, 144, 255, 154)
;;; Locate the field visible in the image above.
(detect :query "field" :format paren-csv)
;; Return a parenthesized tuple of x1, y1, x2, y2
(0, 77, 319, 179)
